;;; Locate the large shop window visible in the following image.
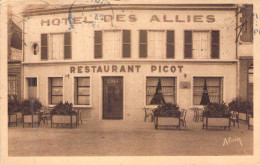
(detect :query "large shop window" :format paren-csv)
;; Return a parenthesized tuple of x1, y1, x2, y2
(74, 77, 90, 105)
(193, 77, 223, 105)
(48, 77, 63, 105)
(146, 77, 176, 105)
(248, 63, 253, 102)
(139, 30, 175, 59)
(8, 75, 18, 99)
(184, 31, 219, 59)
(94, 30, 131, 59)
(41, 32, 71, 60)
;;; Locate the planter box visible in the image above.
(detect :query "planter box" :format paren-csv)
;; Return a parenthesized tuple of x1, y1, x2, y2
(155, 116, 180, 130)
(8, 114, 18, 126)
(238, 112, 248, 123)
(248, 117, 253, 130)
(203, 117, 230, 130)
(23, 114, 40, 128)
(51, 115, 77, 129)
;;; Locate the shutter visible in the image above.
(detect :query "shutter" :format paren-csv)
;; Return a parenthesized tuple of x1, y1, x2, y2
(166, 30, 175, 58)
(94, 31, 102, 58)
(139, 30, 147, 58)
(211, 31, 219, 59)
(41, 34, 48, 60)
(122, 30, 131, 58)
(64, 32, 71, 59)
(184, 31, 192, 59)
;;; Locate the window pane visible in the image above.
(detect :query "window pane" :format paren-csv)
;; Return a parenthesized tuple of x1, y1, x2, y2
(52, 96, 63, 104)
(166, 45, 174, 58)
(52, 78, 63, 86)
(52, 87, 63, 95)
(94, 45, 102, 58)
(78, 87, 90, 95)
(123, 30, 131, 43)
(28, 78, 37, 87)
(161, 78, 174, 86)
(78, 96, 90, 105)
(78, 78, 90, 86)
(139, 44, 147, 57)
(64, 46, 71, 59)
(146, 77, 159, 86)
(164, 96, 174, 104)
(161, 87, 174, 96)
(139, 30, 147, 43)
(167, 31, 174, 43)
(147, 87, 156, 95)
(94, 31, 102, 44)
(123, 44, 131, 57)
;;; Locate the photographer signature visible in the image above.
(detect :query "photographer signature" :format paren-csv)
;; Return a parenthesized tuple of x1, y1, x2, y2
(223, 136, 243, 146)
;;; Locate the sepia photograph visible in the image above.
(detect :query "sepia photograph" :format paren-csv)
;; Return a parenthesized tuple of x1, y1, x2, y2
(1, 0, 260, 164)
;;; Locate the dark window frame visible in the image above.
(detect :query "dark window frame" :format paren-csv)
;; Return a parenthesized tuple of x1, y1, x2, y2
(75, 77, 90, 105)
(193, 77, 223, 105)
(146, 77, 176, 105)
(49, 77, 63, 105)
(139, 30, 148, 58)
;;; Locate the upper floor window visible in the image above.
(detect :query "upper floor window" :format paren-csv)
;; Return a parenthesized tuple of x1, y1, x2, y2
(41, 32, 71, 60)
(94, 30, 131, 59)
(184, 30, 219, 59)
(139, 30, 175, 59)
(240, 4, 253, 42)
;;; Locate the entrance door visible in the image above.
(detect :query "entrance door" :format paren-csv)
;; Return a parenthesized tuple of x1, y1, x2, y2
(28, 78, 37, 100)
(103, 77, 123, 119)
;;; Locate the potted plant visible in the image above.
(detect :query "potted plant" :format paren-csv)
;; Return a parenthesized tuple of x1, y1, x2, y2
(8, 98, 22, 126)
(22, 99, 42, 128)
(228, 98, 253, 124)
(50, 102, 77, 129)
(153, 103, 181, 130)
(203, 102, 231, 130)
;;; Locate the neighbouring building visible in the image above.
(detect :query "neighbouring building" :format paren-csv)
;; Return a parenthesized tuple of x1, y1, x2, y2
(8, 11, 23, 100)
(237, 4, 254, 102)
(21, 4, 252, 121)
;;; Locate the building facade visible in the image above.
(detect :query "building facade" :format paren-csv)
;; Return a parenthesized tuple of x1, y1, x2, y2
(22, 4, 246, 121)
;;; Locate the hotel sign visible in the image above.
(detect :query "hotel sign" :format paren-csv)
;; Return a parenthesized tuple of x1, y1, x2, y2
(70, 65, 183, 73)
(41, 14, 215, 26)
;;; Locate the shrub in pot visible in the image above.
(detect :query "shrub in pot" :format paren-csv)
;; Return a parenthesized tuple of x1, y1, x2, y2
(50, 102, 77, 128)
(153, 103, 181, 130)
(228, 98, 253, 124)
(203, 102, 231, 130)
(21, 99, 42, 127)
(8, 98, 22, 126)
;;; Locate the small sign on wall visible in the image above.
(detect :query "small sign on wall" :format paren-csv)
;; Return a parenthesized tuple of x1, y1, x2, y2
(180, 81, 191, 89)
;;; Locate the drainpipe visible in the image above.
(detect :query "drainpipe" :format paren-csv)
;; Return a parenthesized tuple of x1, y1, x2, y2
(22, 15, 25, 100)
(235, 4, 239, 99)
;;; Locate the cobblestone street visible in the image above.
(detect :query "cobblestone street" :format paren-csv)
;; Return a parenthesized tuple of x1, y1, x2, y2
(8, 110, 253, 156)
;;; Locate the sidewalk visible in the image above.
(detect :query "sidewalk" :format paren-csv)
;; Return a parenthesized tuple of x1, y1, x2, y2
(8, 109, 253, 156)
